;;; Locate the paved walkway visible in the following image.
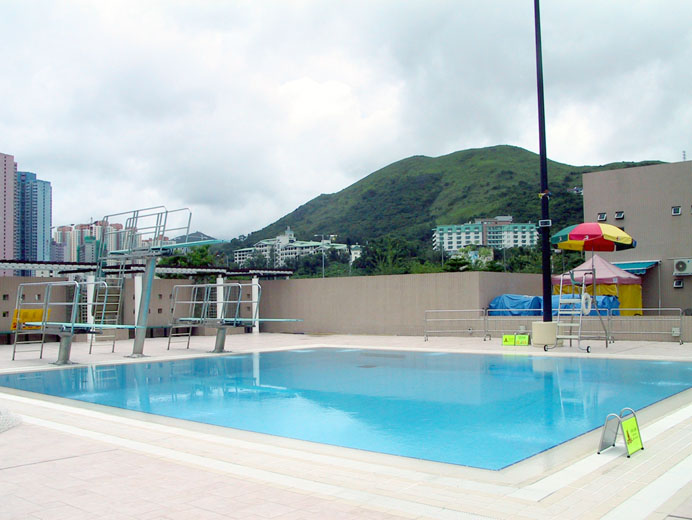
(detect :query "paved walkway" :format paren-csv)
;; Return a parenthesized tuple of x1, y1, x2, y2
(1, 334, 691, 519)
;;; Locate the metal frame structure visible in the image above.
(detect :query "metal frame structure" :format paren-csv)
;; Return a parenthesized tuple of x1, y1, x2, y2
(423, 307, 685, 344)
(10, 205, 225, 364)
(11, 280, 137, 363)
(547, 267, 611, 353)
(597, 407, 644, 457)
(167, 281, 301, 353)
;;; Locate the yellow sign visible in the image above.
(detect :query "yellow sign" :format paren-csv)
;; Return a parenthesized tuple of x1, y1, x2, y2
(502, 335, 515, 346)
(515, 334, 530, 346)
(10, 309, 49, 330)
(621, 416, 643, 456)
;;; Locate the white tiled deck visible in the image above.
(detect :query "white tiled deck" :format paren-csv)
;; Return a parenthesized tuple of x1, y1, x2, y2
(1, 333, 691, 520)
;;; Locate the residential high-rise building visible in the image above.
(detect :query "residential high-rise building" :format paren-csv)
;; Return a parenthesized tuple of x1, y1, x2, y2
(15, 171, 52, 262)
(1, 153, 17, 275)
(53, 221, 127, 262)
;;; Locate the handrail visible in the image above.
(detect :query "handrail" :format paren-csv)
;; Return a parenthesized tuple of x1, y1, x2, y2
(424, 307, 686, 344)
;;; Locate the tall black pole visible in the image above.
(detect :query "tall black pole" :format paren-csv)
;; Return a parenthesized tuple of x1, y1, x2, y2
(534, 0, 552, 322)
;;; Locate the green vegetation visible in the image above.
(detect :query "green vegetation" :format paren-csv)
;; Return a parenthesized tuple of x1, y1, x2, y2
(158, 245, 218, 282)
(211, 145, 659, 277)
(229, 145, 658, 250)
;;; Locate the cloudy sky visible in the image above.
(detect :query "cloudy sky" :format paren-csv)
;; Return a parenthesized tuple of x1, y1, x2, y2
(1, 1, 690, 239)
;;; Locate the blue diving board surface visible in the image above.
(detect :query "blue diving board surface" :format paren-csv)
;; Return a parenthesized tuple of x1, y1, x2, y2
(177, 318, 303, 324)
(22, 322, 140, 333)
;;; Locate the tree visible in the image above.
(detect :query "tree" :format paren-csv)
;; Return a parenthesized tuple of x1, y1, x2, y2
(157, 245, 218, 281)
(353, 237, 418, 275)
(443, 257, 470, 272)
(245, 250, 271, 269)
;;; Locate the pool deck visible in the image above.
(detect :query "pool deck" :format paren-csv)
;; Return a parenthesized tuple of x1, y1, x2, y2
(1, 333, 691, 520)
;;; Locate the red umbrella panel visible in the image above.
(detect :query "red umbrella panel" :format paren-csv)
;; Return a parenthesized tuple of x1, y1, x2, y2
(551, 222, 636, 252)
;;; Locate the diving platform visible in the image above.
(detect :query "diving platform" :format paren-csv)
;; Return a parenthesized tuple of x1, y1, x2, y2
(168, 281, 301, 353)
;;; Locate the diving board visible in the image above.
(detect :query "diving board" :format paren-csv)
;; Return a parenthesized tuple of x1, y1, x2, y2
(11, 279, 136, 364)
(94, 205, 227, 358)
(168, 281, 302, 353)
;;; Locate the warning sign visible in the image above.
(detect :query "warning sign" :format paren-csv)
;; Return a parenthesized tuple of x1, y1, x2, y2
(502, 335, 515, 346)
(515, 334, 530, 346)
(621, 416, 643, 456)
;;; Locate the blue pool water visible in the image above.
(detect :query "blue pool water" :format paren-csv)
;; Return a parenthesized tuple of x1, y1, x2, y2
(1, 348, 691, 470)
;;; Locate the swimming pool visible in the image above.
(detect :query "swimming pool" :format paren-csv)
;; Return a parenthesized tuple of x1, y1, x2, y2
(1, 348, 691, 470)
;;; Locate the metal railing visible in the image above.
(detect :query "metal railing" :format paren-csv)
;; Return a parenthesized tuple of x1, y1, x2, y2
(608, 308, 684, 344)
(423, 310, 488, 340)
(424, 307, 685, 344)
(12, 280, 110, 359)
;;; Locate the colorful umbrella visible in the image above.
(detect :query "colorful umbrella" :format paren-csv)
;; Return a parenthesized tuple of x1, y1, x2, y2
(550, 222, 636, 252)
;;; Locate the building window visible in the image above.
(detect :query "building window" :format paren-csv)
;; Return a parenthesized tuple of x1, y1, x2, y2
(597, 212, 607, 221)
(2, 294, 7, 301)
(672, 206, 681, 216)
(614, 211, 624, 220)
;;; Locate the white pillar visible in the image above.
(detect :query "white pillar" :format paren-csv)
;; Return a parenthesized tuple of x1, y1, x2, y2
(134, 274, 142, 323)
(252, 275, 260, 334)
(216, 276, 224, 319)
(86, 274, 95, 324)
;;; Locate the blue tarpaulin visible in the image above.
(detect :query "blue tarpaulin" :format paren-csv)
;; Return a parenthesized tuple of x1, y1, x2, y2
(488, 294, 620, 316)
(488, 294, 542, 316)
(550, 295, 620, 316)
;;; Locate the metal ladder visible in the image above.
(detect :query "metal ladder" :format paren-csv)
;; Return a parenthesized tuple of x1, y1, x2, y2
(166, 284, 215, 350)
(89, 239, 130, 353)
(89, 274, 124, 353)
(554, 269, 592, 353)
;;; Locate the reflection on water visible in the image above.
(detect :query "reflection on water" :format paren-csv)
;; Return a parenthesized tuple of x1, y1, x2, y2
(1, 349, 691, 470)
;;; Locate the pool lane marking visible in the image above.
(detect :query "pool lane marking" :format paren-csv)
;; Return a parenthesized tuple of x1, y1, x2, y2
(509, 402, 692, 502)
(0, 392, 513, 497)
(18, 414, 492, 520)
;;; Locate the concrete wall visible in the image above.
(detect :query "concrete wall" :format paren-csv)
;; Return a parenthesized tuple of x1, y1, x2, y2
(3, 273, 688, 342)
(0, 277, 69, 332)
(583, 161, 692, 312)
(259, 271, 542, 336)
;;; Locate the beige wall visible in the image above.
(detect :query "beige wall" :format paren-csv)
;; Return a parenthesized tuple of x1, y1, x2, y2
(0, 277, 69, 332)
(3, 273, 688, 342)
(583, 161, 692, 311)
(259, 272, 542, 336)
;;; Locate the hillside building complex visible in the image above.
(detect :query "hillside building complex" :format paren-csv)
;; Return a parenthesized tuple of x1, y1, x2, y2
(234, 227, 359, 267)
(433, 216, 539, 253)
(582, 160, 692, 311)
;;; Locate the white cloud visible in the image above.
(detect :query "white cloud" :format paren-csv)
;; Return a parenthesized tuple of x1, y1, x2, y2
(1, 0, 690, 239)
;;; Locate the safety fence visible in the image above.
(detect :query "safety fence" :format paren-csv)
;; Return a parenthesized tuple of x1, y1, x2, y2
(424, 308, 686, 344)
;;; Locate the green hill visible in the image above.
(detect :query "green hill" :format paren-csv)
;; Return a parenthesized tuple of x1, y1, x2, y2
(234, 145, 659, 249)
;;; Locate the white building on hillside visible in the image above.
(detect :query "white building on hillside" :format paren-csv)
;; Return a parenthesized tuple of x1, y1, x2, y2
(433, 216, 538, 254)
(234, 227, 355, 267)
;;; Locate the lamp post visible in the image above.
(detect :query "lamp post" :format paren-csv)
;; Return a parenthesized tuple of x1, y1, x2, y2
(314, 234, 336, 278)
(314, 234, 327, 278)
(534, 0, 552, 322)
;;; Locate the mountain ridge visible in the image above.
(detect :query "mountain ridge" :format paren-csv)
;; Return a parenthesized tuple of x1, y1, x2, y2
(231, 145, 661, 250)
